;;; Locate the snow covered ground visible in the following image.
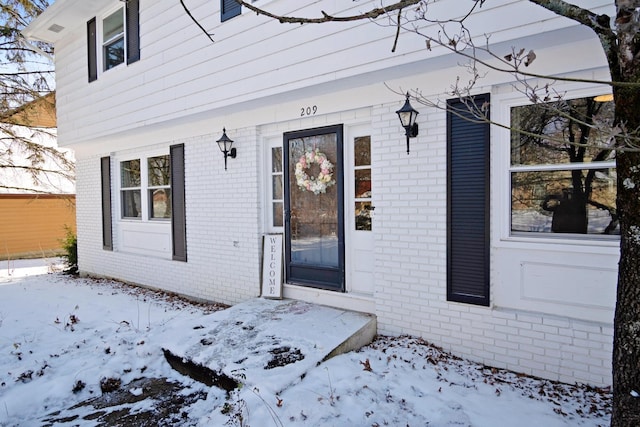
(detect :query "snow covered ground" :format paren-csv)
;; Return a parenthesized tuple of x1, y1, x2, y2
(0, 259, 610, 426)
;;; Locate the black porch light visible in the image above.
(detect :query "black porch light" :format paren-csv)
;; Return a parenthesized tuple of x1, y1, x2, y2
(395, 92, 419, 154)
(216, 128, 236, 170)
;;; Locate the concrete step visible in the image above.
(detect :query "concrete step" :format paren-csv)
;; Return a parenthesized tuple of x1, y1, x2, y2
(162, 298, 376, 394)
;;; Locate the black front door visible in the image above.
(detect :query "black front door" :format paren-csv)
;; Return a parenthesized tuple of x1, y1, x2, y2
(284, 125, 345, 291)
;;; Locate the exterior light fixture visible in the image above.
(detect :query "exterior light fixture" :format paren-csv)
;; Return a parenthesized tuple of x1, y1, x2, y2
(594, 94, 614, 102)
(216, 128, 236, 170)
(395, 92, 419, 154)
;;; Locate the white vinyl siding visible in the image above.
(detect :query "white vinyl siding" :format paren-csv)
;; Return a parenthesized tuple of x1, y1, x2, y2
(56, 0, 613, 148)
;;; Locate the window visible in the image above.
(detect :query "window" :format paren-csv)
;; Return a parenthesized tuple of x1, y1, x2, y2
(121, 159, 141, 218)
(120, 155, 171, 220)
(221, 0, 241, 21)
(510, 96, 618, 236)
(103, 8, 125, 70)
(148, 156, 172, 219)
(354, 136, 372, 231)
(270, 147, 284, 227)
(87, 0, 140, 82)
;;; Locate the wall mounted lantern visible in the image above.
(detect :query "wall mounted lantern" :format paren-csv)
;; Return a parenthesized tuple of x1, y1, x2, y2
(395, 92, 419, 154)
(216, 128, 236, 170)
(594, 94, 614, 102)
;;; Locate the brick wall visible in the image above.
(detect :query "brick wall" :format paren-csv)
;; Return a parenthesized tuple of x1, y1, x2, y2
(370, 101, 613, 386)
(76, 132, 261, 306)
(75, 102, 613, 387)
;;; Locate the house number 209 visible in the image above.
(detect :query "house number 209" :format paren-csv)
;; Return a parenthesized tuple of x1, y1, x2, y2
(300, 106, 318, 117)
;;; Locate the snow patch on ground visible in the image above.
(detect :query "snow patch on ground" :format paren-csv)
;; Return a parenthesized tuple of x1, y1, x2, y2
(0, 262, 611, 426)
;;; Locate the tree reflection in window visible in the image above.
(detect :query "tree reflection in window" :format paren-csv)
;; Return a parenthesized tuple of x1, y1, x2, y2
(121, 159, 141, 218)
(148, 155, 171, 219)
(103, 8, 125, 70)
(510, 96, 618, 235)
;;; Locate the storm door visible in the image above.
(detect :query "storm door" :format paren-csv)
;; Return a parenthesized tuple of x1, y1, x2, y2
(284, 125, 345, 291)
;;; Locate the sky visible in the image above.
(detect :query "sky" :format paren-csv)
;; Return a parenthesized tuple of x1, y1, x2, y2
(0, 259, 611, 426)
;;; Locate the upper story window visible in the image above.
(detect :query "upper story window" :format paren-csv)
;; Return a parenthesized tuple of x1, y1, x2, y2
(87, 0, 140, 82)
(220, 1, 271, 22)
(103, 8, 125, 70)
(221, 0, 242, 22)
(120, 154, 171, 220)
(509, 96, 618, 236)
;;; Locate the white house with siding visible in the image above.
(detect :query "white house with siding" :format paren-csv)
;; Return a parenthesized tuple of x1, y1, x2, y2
(25, 0, 618, 387)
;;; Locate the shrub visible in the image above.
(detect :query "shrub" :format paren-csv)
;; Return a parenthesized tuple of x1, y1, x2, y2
(60, 226, 78, 275)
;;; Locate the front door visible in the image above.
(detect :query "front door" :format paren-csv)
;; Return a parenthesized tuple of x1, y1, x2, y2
(284, 125, 345, 291)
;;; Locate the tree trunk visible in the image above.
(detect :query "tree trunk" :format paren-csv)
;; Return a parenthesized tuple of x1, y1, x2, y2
(612, 82, 640, 426)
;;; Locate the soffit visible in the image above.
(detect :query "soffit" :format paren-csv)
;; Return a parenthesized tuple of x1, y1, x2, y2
(23, 0, 111, 44)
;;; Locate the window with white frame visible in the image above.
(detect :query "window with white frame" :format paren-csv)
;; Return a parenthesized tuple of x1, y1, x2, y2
(120, 155, 171, 220)
(102, 8, 125, 71)
(354, 136, 372, 231)
(148, 155, 172, 219)
(509, 95, 618, 236)
(121, 159, 141, 218)
(269, 146, 284, 228)
(87, 0, 139, 82)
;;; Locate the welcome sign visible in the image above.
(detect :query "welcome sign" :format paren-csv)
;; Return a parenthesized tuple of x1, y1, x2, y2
(261, 234, 283, 299)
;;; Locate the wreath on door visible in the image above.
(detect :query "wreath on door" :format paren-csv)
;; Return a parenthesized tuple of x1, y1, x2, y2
(295, 148, 336, 195)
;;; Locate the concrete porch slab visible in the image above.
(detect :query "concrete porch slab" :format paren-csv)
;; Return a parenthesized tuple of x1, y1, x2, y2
(162, 298, 376, 395)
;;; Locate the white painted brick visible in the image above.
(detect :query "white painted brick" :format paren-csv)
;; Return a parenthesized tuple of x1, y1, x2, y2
(543, 334, 571, 344)
(72, 97, 614, 390)
(509, 335, 535, 346)
(532, 323, 560, 335)
(506, 319, 533, 330)
(494, 354, 520, 366)
(520, 359, 546, 372)
(589, 365, 611, 378)
(588, 333, 613, 345)
(470, 349, 496, 361)
(542, 317, 572, 328)
(519, 329, 545, 340)
(494, 325, 520, 336)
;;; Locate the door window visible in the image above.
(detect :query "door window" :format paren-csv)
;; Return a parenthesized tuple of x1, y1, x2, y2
(288, 134, 340, 267)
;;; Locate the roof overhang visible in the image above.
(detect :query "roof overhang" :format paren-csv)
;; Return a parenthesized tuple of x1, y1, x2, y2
(23, 0, 110, 44)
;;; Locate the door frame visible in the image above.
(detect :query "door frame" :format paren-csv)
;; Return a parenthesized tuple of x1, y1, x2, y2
(283, 124, 345, 292)
(344, 123, 375, 295)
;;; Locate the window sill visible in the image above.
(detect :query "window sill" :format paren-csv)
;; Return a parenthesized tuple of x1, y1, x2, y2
(497, 233, 619, 253)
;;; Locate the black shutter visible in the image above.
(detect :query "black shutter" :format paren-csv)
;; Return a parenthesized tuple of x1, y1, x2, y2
(170, 144, 187, 262)
(101, 156, 113, 250)
(87, 18, 97, 82)
(221, 0, 241, 22)
(446, 94, 490, 306)
(126, 0, 140, 64)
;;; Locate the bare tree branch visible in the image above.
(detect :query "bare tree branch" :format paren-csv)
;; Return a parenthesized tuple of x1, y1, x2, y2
(235, 0, 421, 24)
(180, 0, 215, 43)
(527, 0, 620, 82)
